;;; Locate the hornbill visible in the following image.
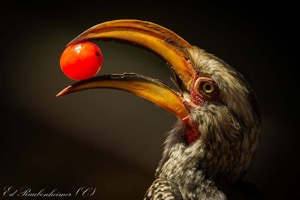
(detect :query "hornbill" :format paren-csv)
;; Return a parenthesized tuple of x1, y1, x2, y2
(57, 20, 261, 200)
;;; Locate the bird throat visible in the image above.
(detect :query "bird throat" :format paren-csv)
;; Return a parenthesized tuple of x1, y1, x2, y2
(183, 116, 200, 144)
(185, 125, 200, 144)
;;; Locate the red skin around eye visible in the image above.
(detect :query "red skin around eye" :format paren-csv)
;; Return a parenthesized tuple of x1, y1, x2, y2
(60, 42, 103, 80)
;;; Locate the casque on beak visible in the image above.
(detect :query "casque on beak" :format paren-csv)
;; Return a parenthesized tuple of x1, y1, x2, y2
(57, 19, 197, 119)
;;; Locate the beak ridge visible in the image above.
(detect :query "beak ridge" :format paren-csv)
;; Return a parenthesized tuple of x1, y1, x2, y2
(67, 19, 196, 90)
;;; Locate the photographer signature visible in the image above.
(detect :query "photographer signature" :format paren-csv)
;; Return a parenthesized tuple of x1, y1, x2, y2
(3, 186, 96, 198)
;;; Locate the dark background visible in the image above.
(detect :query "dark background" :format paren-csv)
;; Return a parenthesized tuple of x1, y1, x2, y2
(0, 1, 298, 199)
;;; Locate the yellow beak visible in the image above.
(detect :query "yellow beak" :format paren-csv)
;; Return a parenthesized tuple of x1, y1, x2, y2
(57, 19, 196, 119)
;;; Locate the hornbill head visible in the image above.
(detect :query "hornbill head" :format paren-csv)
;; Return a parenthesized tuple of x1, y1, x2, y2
(57, 20, 261, 199)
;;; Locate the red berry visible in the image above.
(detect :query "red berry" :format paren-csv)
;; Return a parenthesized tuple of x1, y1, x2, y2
(60, 42, 103, 80)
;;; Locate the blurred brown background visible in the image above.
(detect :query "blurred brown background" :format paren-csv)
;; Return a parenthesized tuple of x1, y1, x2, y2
(0, 1, 298, 199)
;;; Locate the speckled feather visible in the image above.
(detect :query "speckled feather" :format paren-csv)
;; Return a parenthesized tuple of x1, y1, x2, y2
(144, 179, 182, 200)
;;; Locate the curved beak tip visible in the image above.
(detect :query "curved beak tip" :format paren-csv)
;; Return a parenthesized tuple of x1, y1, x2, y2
(56, 86, 71, 97)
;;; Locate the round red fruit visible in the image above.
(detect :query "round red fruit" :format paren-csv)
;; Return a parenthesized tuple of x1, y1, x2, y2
(60, 42, 103, 80)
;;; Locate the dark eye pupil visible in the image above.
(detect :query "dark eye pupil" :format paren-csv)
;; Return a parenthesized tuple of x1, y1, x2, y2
(205, 84, 211, 91)
(95, 52, 100, 57)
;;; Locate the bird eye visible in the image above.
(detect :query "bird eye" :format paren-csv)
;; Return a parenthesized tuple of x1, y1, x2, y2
(201, 82, 215, 94)
(194, 78, 219, 100)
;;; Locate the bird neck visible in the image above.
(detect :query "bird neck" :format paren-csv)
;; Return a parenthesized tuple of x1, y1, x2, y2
(155, 143, 227, 199)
